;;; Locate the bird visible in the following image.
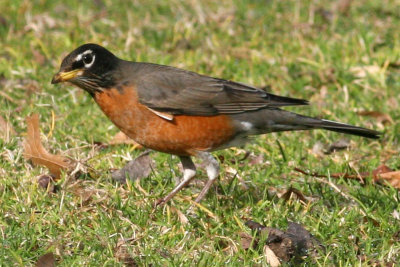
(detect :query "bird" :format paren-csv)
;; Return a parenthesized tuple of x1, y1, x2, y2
(52, 43, 380, 205)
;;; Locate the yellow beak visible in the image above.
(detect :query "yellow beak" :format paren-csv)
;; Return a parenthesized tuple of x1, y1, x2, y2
(51, 69, 82, 84)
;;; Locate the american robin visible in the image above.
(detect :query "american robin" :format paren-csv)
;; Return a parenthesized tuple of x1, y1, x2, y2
(52, 43, 380, 205)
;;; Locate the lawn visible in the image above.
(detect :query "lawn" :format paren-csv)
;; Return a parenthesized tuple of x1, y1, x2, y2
(1, 0, 399, 265)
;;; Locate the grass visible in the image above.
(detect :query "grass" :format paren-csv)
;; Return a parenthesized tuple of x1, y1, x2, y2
(1, 0, 400, 265)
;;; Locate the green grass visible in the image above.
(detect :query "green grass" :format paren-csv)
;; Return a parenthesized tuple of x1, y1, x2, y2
(1, 0, 400, 265)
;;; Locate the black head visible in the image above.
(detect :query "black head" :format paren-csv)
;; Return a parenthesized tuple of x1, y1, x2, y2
(52, 43, 120, 93)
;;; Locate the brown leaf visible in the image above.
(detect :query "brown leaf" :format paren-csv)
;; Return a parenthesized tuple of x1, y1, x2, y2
(23, 113, 74, 179)
(239, 232, 256, 250)
(246, 221, 324, 263)
(378, 171, 400, 188)
(35, 252, 55, 267)
(357, 110, 393, 125)
(111, 151, 154, 183)
(0, 115, 15, 142)
(109, 131, 143, 148)
(372, 164, 393, 178)
(264, 245, 281, 267)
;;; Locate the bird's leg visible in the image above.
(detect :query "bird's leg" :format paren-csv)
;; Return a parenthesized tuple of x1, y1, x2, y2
(157, 156, 196, 205)
(194, 152, 220, 203)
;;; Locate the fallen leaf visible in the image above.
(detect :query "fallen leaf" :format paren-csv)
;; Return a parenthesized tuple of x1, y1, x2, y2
(111, 151, 154, 183)
(0, 115, 15, 142)
(357, 110, 393, 125)
(239, 232, 256, 250)
(264, 245, 281, 267)
(378, 171, 400, 188)
(23, 113, 74, 179)
(110, 131, 143, 148)
(35, 252, 55, 267)
(245, 221, 323, 263)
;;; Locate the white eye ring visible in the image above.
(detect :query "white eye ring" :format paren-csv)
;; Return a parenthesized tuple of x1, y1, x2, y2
(83, 54, 95, 68)
(74, 49, 95, 68)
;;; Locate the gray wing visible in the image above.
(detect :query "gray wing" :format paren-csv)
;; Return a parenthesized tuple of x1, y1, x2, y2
(129, 62, 308, 116)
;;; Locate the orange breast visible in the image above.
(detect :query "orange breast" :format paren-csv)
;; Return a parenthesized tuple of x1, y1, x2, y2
(93, 87, 236, 156)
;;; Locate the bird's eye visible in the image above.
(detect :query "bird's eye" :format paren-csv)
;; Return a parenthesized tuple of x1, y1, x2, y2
(83, 54, 94, 66)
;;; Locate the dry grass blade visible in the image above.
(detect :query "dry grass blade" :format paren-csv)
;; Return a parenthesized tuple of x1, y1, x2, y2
(170, 206, 189, 225)
(295, 164, 400, 190)
(0, 114, 15, 142)
(23, 113, 74, 179)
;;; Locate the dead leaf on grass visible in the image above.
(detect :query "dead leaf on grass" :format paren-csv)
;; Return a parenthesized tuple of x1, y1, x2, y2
(111, 151, 154, 183)
(23, 113, 74, 179)
(35, 252, 55, 267)
(264, 245, 281, 267)
(378, 171, 400, 188)
(239, 232, 256, 250)
(245, 221, 324, 263)
(357, 110, 393, 125)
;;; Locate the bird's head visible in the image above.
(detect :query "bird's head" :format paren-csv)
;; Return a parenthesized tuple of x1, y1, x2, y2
(52, 43, 119, 93)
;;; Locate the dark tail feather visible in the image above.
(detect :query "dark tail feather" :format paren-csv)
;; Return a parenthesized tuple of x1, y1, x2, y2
(315, 119, 380, 139)
(267, 93, 309, 107)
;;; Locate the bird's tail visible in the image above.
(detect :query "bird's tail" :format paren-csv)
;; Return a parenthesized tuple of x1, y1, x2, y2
(303, 118, 380, 139)
(233, 109, 381, 139)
